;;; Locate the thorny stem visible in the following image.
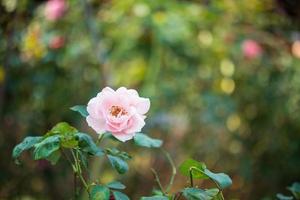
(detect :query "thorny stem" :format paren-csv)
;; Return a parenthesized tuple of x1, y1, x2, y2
(61, 149, 79, 199)
(151, 168, 165, 194)
(71, 149, 90, 197)
(162, 149, 177, 193)
(174, 192, 182, 200)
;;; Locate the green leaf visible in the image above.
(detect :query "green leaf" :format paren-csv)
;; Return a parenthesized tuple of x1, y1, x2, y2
(46, 122, 78, 136)
(133, 133, 162, 148)
(70, 105, 88, 117)
(205, 188, 219, 197)
(106, 181, 126, 190)
(179, 159, 207, 179)
(182, 188, 216, 200)
(203, 169, 232, 189)
(140, 196, 169, 200)
(276, 193, 294, 200)
(46, 150, 61, 165)
(107, 155, 129, 174)
(179, 159, 232, 189)
(113, 191, 130, 200)
(45, 122, 78, 148)
(12, 136, 43, 163)
(90, 185, 110, 200)
(75, 133, 104, 156)
(33, 135, 61, 160)
(288, 182, 300, 199)
(106, 148, 132, 160)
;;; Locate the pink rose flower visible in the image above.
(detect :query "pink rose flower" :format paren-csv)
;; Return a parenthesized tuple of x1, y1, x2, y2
(44, 0, 67, 21)
(86, 87, 150, 142)
(242, 39, 262, 59)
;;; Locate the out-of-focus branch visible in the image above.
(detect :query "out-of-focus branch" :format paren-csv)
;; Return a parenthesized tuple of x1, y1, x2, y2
(162, 149, 177, 193)
(151, 168, 165, 194)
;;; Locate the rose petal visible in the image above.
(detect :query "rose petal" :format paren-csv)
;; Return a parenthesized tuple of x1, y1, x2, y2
(86, 116, 106, 134)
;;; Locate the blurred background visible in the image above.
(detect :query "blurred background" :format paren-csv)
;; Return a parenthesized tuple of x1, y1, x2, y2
(1, 0, 300, 199)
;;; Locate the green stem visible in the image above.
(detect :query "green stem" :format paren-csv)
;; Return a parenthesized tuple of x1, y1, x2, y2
(162, 149, 176, 193)
(151, 168, 165, 194)
(189, 168, 194, 187)
(61, 149, 78, 199)
(71, 149, 90, 197)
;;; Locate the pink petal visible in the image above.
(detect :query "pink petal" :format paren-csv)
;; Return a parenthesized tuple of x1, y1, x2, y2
(86, 116, 106, 134)
(136, 98, 150, 115)
(125, 113, 145, 134)
(112, 132, 135, 142)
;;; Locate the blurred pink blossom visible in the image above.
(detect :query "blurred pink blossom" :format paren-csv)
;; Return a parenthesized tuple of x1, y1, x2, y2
(44, 0, 67, 21)
(49, 36, 65, 49)
(242, 39, 262, 59)
(86, 87, 150, 142)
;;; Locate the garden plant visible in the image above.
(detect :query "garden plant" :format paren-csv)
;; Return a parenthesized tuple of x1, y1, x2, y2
(12, 87, 233, 200)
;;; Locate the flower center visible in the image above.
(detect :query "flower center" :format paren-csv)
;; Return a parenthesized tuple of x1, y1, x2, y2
(110, 106, 127, 117)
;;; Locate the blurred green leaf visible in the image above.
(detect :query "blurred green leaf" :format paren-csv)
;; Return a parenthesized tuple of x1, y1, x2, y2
(46, 122, 78, 148)
(133, 133, 162, 148)
(12, 136, 43, 164)
(46, 150, 61, 165)
(205, 188, 220, 197)
(46, 122, 78, 136)
(276, 193, 294, 200)
(179, 159, 232, 189)
(75, 132, 104, 156)
(106, 181, 126, 190)
(70, 105, 88, 117)
(106, 148, 132, 160)
(107, 155, 128, 174)
(203, 169, 232, 189)
(179, 159, 208, 179)
(113, 191, 130, 200)
(90, 185, 110, 200)
(182, 188, 218, 200)
(288, 182, 300, 199)
(140, 196, 169, 200)
(33, 135, 61, 160)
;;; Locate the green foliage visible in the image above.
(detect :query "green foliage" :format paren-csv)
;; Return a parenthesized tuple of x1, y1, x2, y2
(288, 182, 300, 199)
(182, 188, 220, 200)
(203, 169, 232, 189)
(12, 122, 104, 166)
(179, 159, 208, 179)
(46, 122, 78, 148)
(106, 148, 132, 160)
(112, 191, 130, 200)
(107, 155, 129, 174)
(133, 133, 163, 148)
(75, 132, 104, 156)
(70, 105, 88, 118)
(33, 135, 61, 162)
(90, 185, 110, 200)
(179, 158, 232, 189)
(140, 196, 169, 200)
(12, 136, 43, 164)
(106, 181, 126, 190)
(277, 194, 294, 200)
